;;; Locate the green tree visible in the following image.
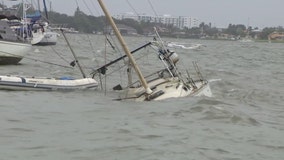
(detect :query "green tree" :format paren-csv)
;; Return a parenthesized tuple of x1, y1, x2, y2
(258, 27, 284, 39)
(226, 24, 246, 36)
(119, 18, 143, 34)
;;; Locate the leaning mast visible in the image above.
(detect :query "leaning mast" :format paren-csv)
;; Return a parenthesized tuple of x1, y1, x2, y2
(97, 0, 152, 95)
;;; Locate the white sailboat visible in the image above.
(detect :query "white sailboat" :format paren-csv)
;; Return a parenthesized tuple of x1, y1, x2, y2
(30, 22, 58, 45)
(0, 40, 31, 65)
(94, 0, 212, 101)
(28, 0, 58, 45)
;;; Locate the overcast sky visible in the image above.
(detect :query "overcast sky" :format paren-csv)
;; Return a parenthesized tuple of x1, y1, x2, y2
(5, 0, 284, 28)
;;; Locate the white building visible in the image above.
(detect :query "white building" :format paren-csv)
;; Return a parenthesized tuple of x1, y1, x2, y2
(115, 13, 200, 29)
(115, 12, 138, 21)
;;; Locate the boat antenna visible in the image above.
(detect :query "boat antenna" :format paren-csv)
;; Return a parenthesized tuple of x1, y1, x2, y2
(60, 29, 87, 78)
(97, 0, 152, 95)
(125, 0, 139, 16)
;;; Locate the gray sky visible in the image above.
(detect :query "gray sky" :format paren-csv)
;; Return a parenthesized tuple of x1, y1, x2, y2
(5, 0, 284, 28)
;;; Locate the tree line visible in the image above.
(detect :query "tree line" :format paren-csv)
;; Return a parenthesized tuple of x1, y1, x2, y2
(1, 3, 283, 40)
(47, 9, 284, 40)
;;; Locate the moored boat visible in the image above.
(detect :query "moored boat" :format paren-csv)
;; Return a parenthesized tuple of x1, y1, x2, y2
(0, 16, 32, 65)
(30, 25, 58, 45)
(0, 40, 31, 65)
(26, 6, 58, 45)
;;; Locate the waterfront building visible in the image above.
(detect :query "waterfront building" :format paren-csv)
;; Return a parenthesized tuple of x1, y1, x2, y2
(115, 13, 200, 29)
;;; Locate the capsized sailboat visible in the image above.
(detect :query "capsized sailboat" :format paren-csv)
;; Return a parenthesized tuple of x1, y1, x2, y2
(119, 34, 212, 101)
(94, 0, 212, 101)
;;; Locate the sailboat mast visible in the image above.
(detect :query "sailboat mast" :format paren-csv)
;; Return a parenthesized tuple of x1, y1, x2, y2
(97, 0, 152, 95)
(61, 30, 86, 78)
(42, 0, 48, 19)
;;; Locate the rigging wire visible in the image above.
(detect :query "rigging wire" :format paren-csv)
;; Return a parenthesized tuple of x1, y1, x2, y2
(76, 0, 102, 16)
(61, 29, 87, 78)
(94, 46, 154, 79)
(82, 0, 95, 16)
(88, 0, 102, 16)
(73, 0, 143, 87)
(125, 0, 139, 16)
(86, 34, 100, 65)
(74, 0, 79, 8)
(104, 35, 107, 93)
(0, 50, 73, 69)
(48, 45, 72, 65)
(147, 0, 159, 17)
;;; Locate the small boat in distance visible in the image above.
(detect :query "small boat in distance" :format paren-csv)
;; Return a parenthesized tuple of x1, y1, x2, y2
(30, 21, 58, 45)
(26, 4, 58, 45)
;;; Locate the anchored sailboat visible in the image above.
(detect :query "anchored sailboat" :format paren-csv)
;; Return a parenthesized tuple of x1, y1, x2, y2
(94, 0, 212, 101)
(29, 0, 58, 45)
(0, 1, 32, 65)
(0, 19, 32, 65)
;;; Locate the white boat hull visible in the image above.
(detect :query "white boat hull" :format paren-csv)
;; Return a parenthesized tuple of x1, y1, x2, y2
(118, 77, 212, 101)
(31, 31, 58, 45)
(0, 40, 32, 65)
(0, 75, 98, 91)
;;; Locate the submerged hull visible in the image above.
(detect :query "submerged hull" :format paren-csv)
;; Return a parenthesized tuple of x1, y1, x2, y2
(118, 77, 212, 101)
(0, 75, 98, 91)
(0, 40, 32, 65)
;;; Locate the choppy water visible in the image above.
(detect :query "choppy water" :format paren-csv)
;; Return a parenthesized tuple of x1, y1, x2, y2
(0, 34, 283, 160)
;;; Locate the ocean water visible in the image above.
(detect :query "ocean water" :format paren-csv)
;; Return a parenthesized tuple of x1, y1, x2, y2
(0, 34, 283, 160)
